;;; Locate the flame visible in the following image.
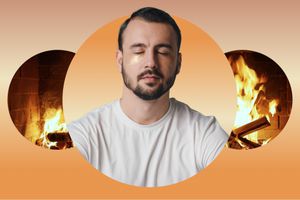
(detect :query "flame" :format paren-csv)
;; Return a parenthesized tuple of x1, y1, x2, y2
(269, 99, 278, 117)
(38, 108, 68, 149)
(232, 55, 279, 144)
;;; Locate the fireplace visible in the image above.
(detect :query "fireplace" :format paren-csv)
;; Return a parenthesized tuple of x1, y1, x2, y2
(8, 50, 74, 150)
(226, 50, 292, 149)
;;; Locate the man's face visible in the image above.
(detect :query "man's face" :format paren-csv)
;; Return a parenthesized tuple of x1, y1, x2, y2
(117, 18, 181, 100)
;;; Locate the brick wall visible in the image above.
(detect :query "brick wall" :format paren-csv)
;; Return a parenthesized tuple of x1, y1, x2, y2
(8, 56, 40, 142)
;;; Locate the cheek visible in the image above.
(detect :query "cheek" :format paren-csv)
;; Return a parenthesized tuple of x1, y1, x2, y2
(160, 60, 177, 75)
(123, 55, 144, 79)
(128, 54, 143, 66)
(122, 62, 138, 81)
(158, 54, 176, 67)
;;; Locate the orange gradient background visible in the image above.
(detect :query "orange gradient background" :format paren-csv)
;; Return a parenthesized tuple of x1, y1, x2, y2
(0, 0, 299, 199)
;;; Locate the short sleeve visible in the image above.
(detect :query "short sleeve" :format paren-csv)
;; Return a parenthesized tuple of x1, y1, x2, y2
(195, 116, 229, 170)
(67, 119, 90, 161)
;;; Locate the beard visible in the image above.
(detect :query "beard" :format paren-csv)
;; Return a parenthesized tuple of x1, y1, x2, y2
(121, 65, 177, 101)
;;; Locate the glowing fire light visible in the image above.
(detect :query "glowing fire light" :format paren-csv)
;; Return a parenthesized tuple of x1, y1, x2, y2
(38, 108, 68, 149)
(269, 99, 278, 117)
(232, 55, 279, 144)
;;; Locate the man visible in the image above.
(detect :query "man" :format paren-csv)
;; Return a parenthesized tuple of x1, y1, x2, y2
(68, 7, 228, 187)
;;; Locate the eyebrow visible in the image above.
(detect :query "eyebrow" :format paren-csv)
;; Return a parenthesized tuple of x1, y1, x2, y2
(155, 43, 173, 50)
(130, 43, 147, 49)
(129, 43, 174, 50)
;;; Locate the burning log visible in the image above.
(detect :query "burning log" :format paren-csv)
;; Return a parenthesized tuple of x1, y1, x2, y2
(35, 132, 73, 150)
(237, 136, 261, 148)
(232, 116, 270, 138)
(229, 116, 271, 149)
(47, 132, 72, 142)
(47, 132, 73, 149)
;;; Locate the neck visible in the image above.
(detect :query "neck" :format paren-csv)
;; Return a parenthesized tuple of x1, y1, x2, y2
(120, 86, 170, 125)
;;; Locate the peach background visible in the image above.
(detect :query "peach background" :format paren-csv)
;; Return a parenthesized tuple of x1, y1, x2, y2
(0, 0, 299, 199)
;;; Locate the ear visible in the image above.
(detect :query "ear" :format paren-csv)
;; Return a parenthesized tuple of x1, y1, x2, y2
(176, 52, 182, 74)
(116, 49, 123, 73)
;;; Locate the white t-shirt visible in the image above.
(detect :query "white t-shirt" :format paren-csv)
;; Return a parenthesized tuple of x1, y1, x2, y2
(67, 98, 228, 187)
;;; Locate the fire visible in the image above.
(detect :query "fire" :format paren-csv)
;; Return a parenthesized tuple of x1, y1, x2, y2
(269, 99, 278, 117)
(232, 55, 279, 144)
(23, 105, 72, 149)
(38, 108, 68, 149)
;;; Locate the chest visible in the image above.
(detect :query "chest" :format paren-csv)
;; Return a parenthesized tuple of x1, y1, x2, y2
(96, 127, 198, 186)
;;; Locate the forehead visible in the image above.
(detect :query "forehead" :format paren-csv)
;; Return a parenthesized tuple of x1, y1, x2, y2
(122, 18, 177, 48)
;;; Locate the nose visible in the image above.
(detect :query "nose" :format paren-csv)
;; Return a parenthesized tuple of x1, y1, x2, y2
(145, 50, 157, 69)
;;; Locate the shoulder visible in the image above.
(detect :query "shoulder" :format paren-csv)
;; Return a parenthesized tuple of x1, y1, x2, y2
(171, 98, 211, 124)
(171, 98, 227, 137)
(66, 100, 118, 160)
(172, 99, 229, 169)
(82, 100, 116, 120)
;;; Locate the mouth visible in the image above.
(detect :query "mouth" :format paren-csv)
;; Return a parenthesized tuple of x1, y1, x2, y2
(141, 74, 160, 82)
(142, 74, 160, 79)
(138, 69, 163, 81)
(142, 78, 159, 85)
(139, 74, 161, 86)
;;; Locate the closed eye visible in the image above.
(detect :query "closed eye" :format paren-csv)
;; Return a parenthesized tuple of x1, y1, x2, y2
(130, 43, 146, 55)
(156, 45, 172, 56)
(157, 49, 171, 55)
(133, 51, 144, 55)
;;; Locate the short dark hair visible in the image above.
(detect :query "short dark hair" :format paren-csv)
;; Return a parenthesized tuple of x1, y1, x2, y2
(118, 7, 181, 51)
